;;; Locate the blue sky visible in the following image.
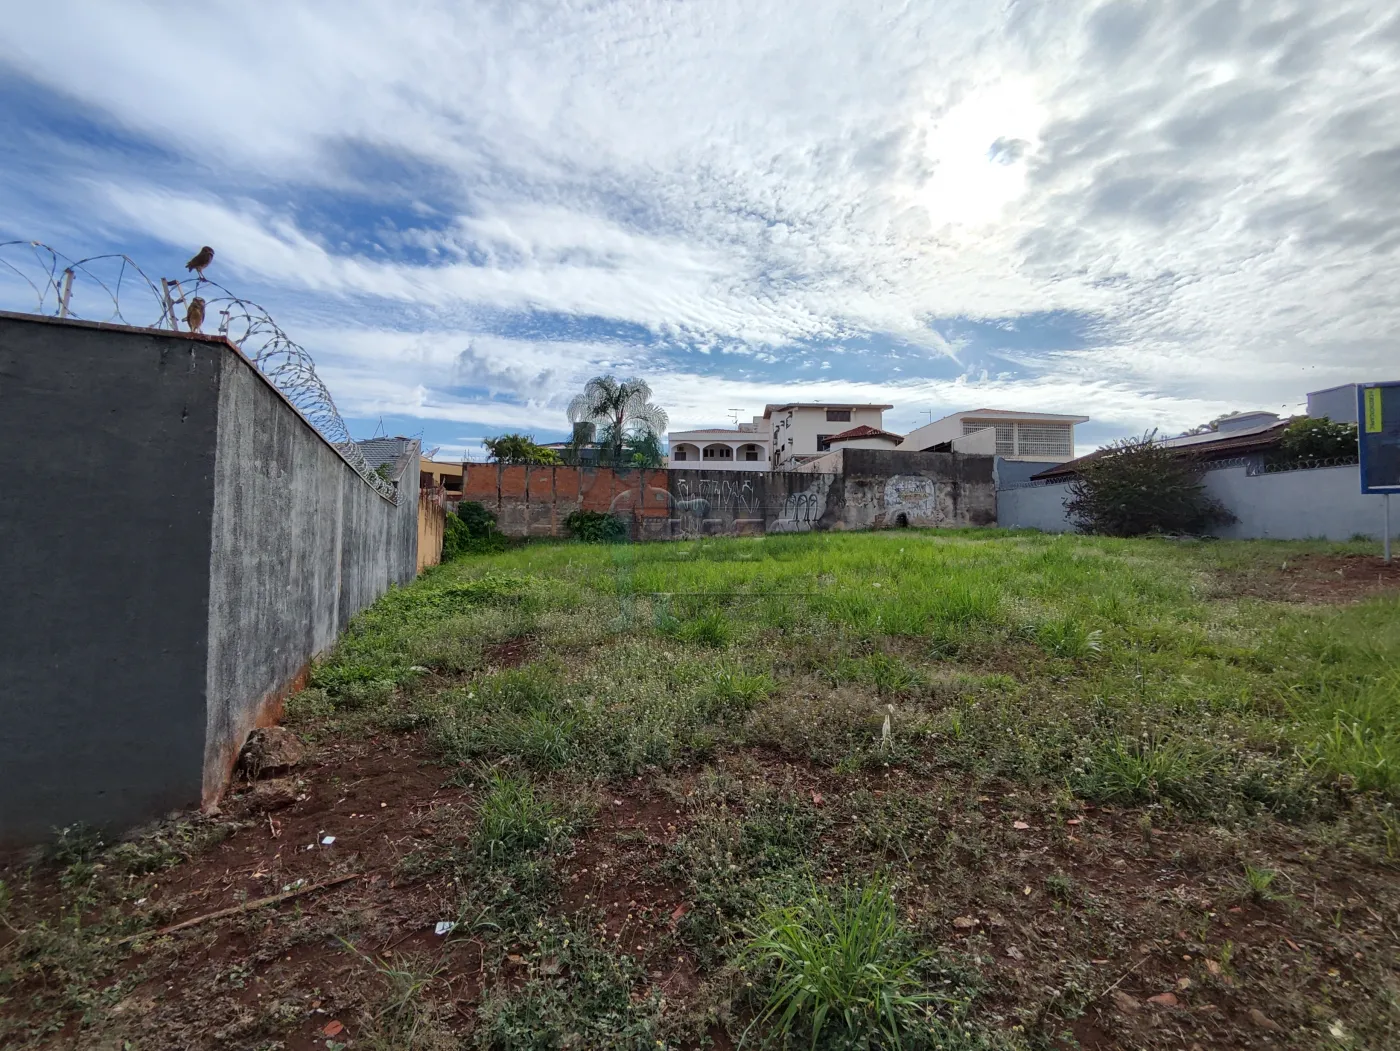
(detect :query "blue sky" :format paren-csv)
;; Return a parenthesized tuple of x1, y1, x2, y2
(4, 1, 1399, 459)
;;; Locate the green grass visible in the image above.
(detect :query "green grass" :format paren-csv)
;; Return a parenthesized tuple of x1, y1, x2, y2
(299, 530, 1400, 815)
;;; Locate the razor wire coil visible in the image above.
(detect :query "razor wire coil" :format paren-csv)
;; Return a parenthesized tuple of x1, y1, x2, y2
(0, 240, 397, 501)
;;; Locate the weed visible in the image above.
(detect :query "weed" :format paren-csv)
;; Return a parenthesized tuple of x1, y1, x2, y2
(679, 609, 732, 648)
(740, 879, 933, 1048)
(1239, 862, 1282, 903)
(48, 823, 106, 867)
(1075, 736, 1214, 810)
(1044, 872, 1074, 900)
(474, 774, 564, 863)
(340, 939, 453, 1050)
(1036, 618, 1104, 660)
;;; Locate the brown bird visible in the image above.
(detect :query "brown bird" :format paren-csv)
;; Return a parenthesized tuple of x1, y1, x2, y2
(185, 245, 215, 278)
(185, 296, 206, 332)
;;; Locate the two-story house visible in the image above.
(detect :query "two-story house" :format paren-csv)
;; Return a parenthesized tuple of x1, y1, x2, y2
(765, 403, 895, 469)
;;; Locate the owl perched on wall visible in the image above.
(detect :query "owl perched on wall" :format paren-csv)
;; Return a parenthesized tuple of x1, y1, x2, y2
(185, 296, 206, 332)
(185, 245, 215, 278)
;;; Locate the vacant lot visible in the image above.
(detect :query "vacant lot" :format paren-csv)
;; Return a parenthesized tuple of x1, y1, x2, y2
(3, 530, 1399, 1050)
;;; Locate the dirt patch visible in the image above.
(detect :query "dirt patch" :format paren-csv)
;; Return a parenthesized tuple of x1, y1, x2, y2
(1215, 553, 1400, 603)
(483, 634, 537, 668)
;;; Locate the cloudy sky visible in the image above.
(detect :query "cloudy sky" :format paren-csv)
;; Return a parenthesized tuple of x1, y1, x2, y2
(4, 1, 1398, 458)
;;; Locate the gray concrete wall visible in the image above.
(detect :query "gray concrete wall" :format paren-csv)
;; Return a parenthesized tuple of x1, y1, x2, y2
(0, 312, 420, 842)
(0, 315, 220, 843)
(1203, 464, 1385, 541)
(996, 482, 1076, 533)
(203, 352, 418, 803)
(835, 449, 997, 529)
(996, 463, 1388, 541)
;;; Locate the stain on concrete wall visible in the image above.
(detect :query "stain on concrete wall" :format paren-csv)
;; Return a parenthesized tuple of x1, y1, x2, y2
(203, 352, 418, 806)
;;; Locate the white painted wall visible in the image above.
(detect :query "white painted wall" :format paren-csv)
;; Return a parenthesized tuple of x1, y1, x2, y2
(997, 463, 1389, 541)
(952, 428, 997, 455)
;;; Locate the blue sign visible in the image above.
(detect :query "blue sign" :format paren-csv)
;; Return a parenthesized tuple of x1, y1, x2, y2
(1358, 382, 1400, 493)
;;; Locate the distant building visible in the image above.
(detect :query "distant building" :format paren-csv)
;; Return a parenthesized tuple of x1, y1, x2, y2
(419, 459, 464, 497)
(900, 409, 1087, 461)
(1307, 383, 1400, 424)
(1031, 411, 1289, 481)
(669, 402, 895, 471)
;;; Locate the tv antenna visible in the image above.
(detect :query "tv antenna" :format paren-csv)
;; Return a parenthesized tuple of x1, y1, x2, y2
(920, 410, 934, 425)
(728, 408, 741, 425)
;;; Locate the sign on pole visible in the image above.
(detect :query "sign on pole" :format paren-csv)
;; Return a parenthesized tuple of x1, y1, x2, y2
(1358, 382, 1400, 494)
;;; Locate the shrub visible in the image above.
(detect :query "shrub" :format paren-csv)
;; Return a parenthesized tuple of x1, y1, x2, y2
(565, 510, 629, 543)
(1065, 433, 1236, 537)
(1274, 417, 1358, 464)
(443, 501, 509, 560)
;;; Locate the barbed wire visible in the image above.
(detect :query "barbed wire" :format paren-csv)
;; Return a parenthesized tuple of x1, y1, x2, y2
(0, 240, 397, 501)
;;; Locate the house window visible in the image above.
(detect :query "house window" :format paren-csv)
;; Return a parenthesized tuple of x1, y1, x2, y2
(962, 419, 1014, 456)
(1016, 424, 1073, 456)
(816, 434, 834, 452)
(703, 444, 734, 459)
(740, 444, 761, 461)
(825, 409, 851, 422)
(443, 476, 463, 493)
(672, 446, 687, 461)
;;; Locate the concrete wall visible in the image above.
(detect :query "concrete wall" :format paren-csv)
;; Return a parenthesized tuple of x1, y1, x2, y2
(996, 482, 1076, 532)
(0, 313, 419, 842)
(203, 352, 418, 803)
(996, 463, 1389, 541)
(0, 315, 220, 843)
(1203, 464, 1385, 540)
(462, 449, 997, 539)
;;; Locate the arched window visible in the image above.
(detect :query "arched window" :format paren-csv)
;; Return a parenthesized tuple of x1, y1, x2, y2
(739, 443, 761, 461)
(703, 444, 734, 460)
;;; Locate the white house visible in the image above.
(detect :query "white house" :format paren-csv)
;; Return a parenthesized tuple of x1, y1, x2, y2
(765, 403, 894, 470)
(668, 418, 769, 471)
(900, 408, 1088, 462)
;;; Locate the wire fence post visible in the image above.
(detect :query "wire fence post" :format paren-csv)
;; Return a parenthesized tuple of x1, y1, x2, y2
(57, 269, 74, 318)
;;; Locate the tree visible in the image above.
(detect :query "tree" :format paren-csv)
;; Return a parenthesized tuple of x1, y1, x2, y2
(482, 433, 562, 466)
(623, 430, 665, 468)
(567, 375, 668, 466)
(1065, 432, 1235, 537)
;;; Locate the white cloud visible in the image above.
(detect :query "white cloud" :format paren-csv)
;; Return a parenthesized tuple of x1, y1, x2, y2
(5, 0, 1400, 443)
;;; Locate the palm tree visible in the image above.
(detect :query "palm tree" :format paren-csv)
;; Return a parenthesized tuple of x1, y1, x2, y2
(567, 375, 668, 466)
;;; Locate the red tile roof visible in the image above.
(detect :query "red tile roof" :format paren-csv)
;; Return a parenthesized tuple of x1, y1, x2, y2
(828, 424, 904, 443)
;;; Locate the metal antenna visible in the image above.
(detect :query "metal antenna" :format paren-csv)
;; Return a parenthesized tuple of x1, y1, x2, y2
(728, 409, 740, 425)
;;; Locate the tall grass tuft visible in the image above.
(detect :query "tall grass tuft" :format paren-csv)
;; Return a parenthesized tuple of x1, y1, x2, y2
(741, 880, 932, 1048)
(473, 774, 562, 863)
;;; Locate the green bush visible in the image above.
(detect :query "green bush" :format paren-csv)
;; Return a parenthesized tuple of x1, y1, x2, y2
(443, 501, 509, 560)
(1066, 433, 1236, 537)
(564, 510, 629, 543)
(1274, 417, 1358, 464)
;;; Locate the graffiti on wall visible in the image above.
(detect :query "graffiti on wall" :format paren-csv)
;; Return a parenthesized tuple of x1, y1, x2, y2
(883, 474, 943, 525)
(673, 475, 758, 516)
(770, 475, 832, 532)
